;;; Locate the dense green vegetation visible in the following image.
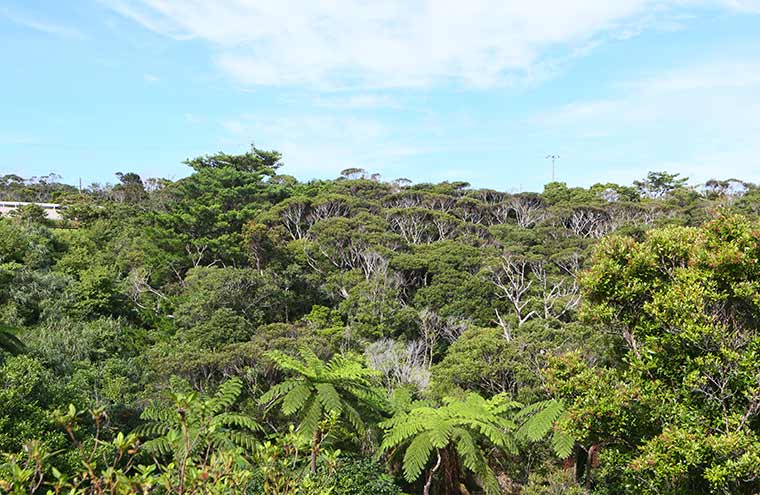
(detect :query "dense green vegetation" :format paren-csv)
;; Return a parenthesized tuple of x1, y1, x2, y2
(1, 151, 759, 494)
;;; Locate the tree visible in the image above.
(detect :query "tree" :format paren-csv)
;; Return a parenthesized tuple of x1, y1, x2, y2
(340, 168, 367, 180)
(113, 172, 147, 204)
(505, 194, 545, 228)
(134, 377, 260, 494)
(633, 171, 688, 199)
(155, 148, 288, 267)
(260, 348, 388, 473)
(488, 253, 537, 326)
(184, 145, 282, 175)
(379, 392, 518, 495)
(566, 213, 760, 493)
(430, 326, 535, 400)
(9, 204, 49, 226)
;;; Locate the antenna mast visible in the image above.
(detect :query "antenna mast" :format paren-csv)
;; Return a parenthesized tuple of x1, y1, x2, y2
(545, 155, 559, 182)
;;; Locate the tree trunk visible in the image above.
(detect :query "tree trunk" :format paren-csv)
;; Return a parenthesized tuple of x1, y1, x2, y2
(310, 429, 322, 474)
(574, 444, 587, 485)
(440, 447, 462, 495)
(585, 444, 599, 490)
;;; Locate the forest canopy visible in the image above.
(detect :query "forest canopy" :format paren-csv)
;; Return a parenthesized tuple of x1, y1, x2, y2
(1, 150, 759, 495)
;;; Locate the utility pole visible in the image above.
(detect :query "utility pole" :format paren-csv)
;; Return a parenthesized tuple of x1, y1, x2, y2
(545, 155, 559, 182)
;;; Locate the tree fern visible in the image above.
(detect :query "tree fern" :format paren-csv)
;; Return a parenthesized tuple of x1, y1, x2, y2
(261, 347, 388, 473)
(134, 377, 261, 468)
(379, 392, 519, 495)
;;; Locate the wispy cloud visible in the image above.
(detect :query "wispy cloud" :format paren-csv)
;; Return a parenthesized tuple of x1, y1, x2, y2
(718, 0, 760, 13)
(221, 113, 388, 168)
(215, 111, 525, 184)
(0, 132, 41, 146)
(1, 7, 84, 39)
(313, 94, 401, 110)
(101, 0, 191, 40)
(540, 59, 760, 125)
(534, 57, 760, 183)
(102, 0, 760, 89)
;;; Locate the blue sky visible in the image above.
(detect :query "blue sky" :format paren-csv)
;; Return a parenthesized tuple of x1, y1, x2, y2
(2, 1, 760, 191)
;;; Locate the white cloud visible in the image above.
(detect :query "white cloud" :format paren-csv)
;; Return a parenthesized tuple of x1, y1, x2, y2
(143, 73, 160, 82)
(0, 133, 41, 146)
(541, 59, 760, 126)
(219, 114, 393, 177)
(215, 112, 524, 184)
(534, 57, 760, 184)
(101, 0, 757, 88)
(1, 7, 84, 39)
(313, 94, 401, 109)
(637, 60, 760, 92)
(718, 0, 760, 12)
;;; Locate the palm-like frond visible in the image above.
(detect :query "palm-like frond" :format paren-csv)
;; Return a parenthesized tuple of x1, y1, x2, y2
(142, 436, 174, 456)
(379, 392, 519, 495)
(261, 348, 387, 441)
(281, 381, 312, 415)
(551, 430, 575, 459)
(402, 431, 435, 481)
(135, 377, 259, 462)
(515, 399, 575, 458)
(315, 382, 344, 414)
(300, 397, 323, 438)
(209, 377, 244, 414)
(213, 412, 262, 432)
(258, 379, 299, 406)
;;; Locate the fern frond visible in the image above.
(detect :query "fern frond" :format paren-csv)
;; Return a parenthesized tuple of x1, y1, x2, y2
(513, 399, 553, 420)
(214, 413, 261, 432)
(132, 423, 171, 438)
(259, 379, 299, 406)
(315, 382, 343, 415)
(265, 350, 311, 376)
(227, 431, 259, 451)
(379, 417, 428, 452)
(451, 428, 478, 473)
(297, 347, 325, 379)
(142, 437, 173, 456)
(473, 458, 502, 495)
(140, 404, 175, 424)
(550, 430, 575, 459)
(342, 401, 365, 435)
(209, 377, 242, 414)
(516, 399, 564, 441)
(299, 397, 322, 438)
(402, 431, 434, 482)
(427, 419, 453, 449)
(281, 382, 312, 415)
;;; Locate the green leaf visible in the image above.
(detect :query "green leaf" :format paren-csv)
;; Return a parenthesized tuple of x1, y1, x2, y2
(402, 432, 435, 482)
(551, 430, 575, 459)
